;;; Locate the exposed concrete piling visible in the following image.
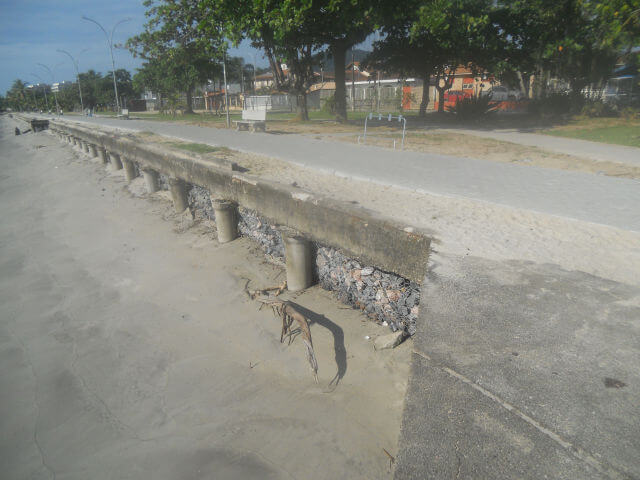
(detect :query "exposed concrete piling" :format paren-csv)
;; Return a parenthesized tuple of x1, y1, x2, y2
(110, 152, 123, 170)
(72, 136, 78, 147)
(211, 199, 238, 243)
(83, 141, 90, 154)
(121, 157, 137, 183)
(281, 227, 314, 291)
(38, 116, 431, 331)
(169, 178, 189, 213)
(97, 146, 109, 164)
(88, 144, 98, 158)
(142, 169, 159, 193)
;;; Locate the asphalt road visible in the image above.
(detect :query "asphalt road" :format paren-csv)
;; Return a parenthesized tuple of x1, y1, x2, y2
(66, 115, 640, 233)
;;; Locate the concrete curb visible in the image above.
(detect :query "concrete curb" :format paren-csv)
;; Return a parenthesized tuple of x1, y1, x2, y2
(46, 117, 431, 284)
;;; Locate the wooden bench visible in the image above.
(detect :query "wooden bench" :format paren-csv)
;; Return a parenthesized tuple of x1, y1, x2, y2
(234, 109, 267, 132)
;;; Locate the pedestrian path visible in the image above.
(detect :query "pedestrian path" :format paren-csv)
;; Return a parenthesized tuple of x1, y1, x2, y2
(436, 127, 640, 168)
(69, 116, 640, 233)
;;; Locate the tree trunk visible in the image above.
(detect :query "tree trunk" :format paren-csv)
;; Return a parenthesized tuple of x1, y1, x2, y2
(295, 92, 309, 121)
(516, 71, 528, 98)
(331, 43, 348, 123)
(185, 87, 194, 114)
(419, 69, 431, 117)
(436, 86, 446, 113)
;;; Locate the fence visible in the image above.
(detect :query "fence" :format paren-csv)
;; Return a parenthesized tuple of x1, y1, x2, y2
(244, 94, 295, 113)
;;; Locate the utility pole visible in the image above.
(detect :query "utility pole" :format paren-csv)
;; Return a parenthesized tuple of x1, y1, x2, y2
(377, 71, 381, 112)
(223, 50, 230, 128)
(240, 59, 244, 95)
(351, 49, 356, 112)
(58, 49, 86, 113)
(82, 16, 130, 112)
(252, 52, 257, 94)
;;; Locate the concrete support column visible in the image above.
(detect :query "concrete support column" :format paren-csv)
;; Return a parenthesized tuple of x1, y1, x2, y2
(110, 152, 123, 170)
(211, 199, 238, 243)
(97, 146, 109, 164)
(281, 227, 314, 291)
(88, 144, 98, 158)
(121, 157, 137, 183)
(168, 178, 189, 213)
(72, 136, 78, 147)
(66, 135, 72, 144)
(142, 169, 159, 193)
(83, 141, 90, 154)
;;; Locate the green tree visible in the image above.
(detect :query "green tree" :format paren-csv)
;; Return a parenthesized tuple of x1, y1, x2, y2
(78, 70, 103, 109)
(200, 0, 323, 120)
(318, 1, 378, 122)
(6, 79, 30, 111)
(495, 0, 621, 97)
(128, 0, 223, 114)
(369, 0, 498, 114)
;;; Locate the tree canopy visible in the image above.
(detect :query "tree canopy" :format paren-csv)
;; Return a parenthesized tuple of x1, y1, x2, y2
(128, 0, 224, 113)
(5, 0, 638, 117)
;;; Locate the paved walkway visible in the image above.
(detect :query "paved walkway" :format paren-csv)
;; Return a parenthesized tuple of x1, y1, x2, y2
(395, 253, 640, 479)
(62, 116, 640, 233)
(435, 127, 640, 168)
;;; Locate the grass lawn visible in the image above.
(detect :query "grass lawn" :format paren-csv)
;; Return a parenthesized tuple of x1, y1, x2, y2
(166, 141, 228, 154)
(543, 116, 640, 148)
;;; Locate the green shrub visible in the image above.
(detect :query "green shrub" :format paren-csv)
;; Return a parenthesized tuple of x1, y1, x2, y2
(620, 106, 639, 120)
(446, 95, 498, 121)
(527, 92, 581, 117)
(322, 94, 336, 114)
(580, 99, 619, 118)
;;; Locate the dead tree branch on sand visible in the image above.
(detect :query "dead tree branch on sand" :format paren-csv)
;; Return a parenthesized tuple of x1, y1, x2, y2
(257, 299, 319, 382)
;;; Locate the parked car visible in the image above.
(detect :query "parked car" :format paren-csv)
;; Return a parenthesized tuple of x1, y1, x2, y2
(488, 86, 524, 101)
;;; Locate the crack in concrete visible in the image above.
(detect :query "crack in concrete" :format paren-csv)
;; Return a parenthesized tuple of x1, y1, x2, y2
(412, 351, 632, 480)
(8, 328, 57, 480)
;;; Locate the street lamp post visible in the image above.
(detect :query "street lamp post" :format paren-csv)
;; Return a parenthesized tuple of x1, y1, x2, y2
(82, 16, 131, 112)
(31, 72, 50, 112)
(58, 49, 86, 113)
(37, 63, 61, 114)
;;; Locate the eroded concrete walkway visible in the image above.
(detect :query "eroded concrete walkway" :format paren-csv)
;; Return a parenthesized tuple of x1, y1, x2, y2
(395, 253, 640, 479)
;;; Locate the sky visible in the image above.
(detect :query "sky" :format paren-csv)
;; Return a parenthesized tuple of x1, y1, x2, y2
(0, 0, 268, 94)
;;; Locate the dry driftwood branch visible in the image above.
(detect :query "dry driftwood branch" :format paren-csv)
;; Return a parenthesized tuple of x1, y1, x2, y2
(383, 448, 395, 469)
(246, 280, 287, 300)
(257, 299, 319, 382)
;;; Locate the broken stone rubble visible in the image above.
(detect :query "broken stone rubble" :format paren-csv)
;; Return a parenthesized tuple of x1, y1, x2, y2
(171, 183, 421, 335)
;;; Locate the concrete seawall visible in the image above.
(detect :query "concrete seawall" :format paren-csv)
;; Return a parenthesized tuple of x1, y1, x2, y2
(25, 115, 431, 333)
